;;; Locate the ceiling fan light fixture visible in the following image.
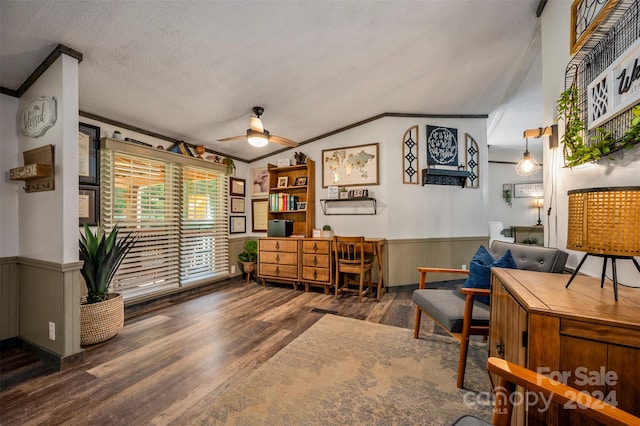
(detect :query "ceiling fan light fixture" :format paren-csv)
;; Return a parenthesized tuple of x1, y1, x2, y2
(247, 129, 269, 147)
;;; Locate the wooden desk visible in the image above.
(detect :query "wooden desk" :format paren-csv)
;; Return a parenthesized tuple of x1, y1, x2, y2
(490, 268, 640, 425)
(258, 237, 385, 300)
(510, 225, 543, 245)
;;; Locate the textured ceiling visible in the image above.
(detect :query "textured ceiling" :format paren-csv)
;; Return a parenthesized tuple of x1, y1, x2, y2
(0, 0, 542, 162)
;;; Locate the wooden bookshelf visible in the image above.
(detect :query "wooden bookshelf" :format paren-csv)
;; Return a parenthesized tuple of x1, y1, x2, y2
(267, 159, 315, 237)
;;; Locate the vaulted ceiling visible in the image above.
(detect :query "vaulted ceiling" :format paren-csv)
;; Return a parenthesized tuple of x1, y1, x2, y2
(1, 0, 543, 162)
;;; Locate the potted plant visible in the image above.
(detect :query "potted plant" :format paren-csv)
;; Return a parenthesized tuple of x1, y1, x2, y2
(238, 239, 258, 279)
(223, 157, 235, 175)
(79, 223, 137, 345)
(112, 130, 123, 139)
(322, 225, 333, 238)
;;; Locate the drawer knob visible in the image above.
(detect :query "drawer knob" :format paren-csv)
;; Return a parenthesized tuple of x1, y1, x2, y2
(275, 266, 280, 276)
(313, 257, 318, 265)
(313, 270, 318, 279)
(276, 241, 280, 250)
(276, 254, 280, 262)
(313, 243, 318, 251)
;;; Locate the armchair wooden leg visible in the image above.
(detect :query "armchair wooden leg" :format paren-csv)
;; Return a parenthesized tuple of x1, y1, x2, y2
(413, 307, 422, 339)
(457, 293, 475, 389)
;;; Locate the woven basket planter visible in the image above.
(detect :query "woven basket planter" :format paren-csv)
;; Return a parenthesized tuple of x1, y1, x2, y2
(80, 293, 124, 346)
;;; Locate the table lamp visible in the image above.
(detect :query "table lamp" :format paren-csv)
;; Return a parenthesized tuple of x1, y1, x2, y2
(532, 197, 544, 226)
(565, 187, 640, 301)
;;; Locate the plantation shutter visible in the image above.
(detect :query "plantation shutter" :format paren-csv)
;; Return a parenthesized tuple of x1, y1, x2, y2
(180, 166, 229, 285)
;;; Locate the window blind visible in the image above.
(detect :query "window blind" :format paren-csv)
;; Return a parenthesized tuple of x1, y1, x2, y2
(180, 166, 229, 286)
(100, 148, 228, 300)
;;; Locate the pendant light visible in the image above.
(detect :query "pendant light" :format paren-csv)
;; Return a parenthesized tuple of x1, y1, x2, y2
(515, 137, 540, 176)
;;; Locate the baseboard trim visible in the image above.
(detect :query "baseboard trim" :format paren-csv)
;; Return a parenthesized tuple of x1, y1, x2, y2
(2, 337, 86, 371)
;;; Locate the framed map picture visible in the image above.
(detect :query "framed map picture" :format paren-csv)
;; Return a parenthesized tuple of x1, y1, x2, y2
(321, 143, 379, 188)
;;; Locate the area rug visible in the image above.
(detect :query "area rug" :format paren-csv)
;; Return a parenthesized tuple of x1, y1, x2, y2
(195, 315, 492, 425)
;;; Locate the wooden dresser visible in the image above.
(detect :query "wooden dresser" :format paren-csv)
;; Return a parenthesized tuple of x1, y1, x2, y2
(490, 268, 640, 425)
(300, 238, 332, 293)
(258, 238, 300, 288)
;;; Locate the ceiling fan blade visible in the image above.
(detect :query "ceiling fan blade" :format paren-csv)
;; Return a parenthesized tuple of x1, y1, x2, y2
(217, 135, 247, 141)
(269, 135, 299, 147)
(250, 116, 264, 133)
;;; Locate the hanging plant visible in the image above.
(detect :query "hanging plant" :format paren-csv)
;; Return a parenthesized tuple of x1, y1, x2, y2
(557, 75, 639, 167)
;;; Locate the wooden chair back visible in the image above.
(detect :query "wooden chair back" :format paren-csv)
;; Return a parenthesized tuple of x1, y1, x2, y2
(488, 357, 640, 426)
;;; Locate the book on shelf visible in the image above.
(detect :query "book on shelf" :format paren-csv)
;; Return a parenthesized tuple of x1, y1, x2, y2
(269, 193, 300, 212)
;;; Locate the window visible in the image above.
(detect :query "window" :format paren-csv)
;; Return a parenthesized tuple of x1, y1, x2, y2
(100, 142, 228, 301)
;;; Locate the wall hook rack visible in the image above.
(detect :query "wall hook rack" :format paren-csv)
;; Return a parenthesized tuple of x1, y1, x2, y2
(10, 144, 55, 193)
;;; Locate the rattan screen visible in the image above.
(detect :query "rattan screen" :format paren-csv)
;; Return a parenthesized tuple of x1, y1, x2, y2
(567, 187, 640, 257)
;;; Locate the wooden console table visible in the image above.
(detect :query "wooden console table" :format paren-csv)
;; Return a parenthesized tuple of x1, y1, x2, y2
(509, 225, 543, 245)
(489, 268, 640, 425)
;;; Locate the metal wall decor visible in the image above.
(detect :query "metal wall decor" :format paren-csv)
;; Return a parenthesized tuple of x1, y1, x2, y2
(565, 0, 639, 163)
(464, 133, 479, 189)
(426, 125, 458, 167)
(402, 126, 419, 184)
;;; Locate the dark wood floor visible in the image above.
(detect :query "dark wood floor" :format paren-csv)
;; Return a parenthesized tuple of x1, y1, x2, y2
(0, 278, 443, 425)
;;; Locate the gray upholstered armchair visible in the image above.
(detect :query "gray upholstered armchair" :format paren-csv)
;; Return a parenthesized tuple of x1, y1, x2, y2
(413, 241, 568, 389)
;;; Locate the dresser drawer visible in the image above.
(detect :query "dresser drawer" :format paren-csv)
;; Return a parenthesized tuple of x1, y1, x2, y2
(302, 253, 330, 268)
(302, 240, 330, 254)
(301, 267, 331, 282)
(259, 263, 298, 279)
(260, 251, 297, 265)
(260, 239, 298, 252)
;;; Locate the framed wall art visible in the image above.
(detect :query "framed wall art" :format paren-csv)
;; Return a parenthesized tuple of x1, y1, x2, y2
(230, 197, 245, 213)
(570, 0, 619, 55)
(252, 198, 269, 232)
(230, 216, 246, 234)
(322, 143, 379, 187)
(79, 185, 99, 226)
(79, 122, 100, 185)
(294, 176, 308, 186)
(277, 176, 289, 188)
(251, 167, 270, 196)
(229, 177, 246, 196)
(514, 182, 543, 198)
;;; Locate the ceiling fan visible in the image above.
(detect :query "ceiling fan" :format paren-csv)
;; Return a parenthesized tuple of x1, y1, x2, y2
(217, 106, 298, 148)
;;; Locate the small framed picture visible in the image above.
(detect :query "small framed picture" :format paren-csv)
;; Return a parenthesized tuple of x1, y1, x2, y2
(294, 176, 308, 186)
(230, 177, 246, 196)
(79, 185, 99, 226)
(230, 197, 245, 213)
(277, 176, 289, 188)
(230, 216, 246, 234)
(79, 122, 100, 185)
(297, 201, 307, 211)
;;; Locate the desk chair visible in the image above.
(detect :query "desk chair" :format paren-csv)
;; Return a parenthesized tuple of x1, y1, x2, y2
(333, 236, 374, 302)
(488, 221, 514, 246)
(452, 357, 640, 426)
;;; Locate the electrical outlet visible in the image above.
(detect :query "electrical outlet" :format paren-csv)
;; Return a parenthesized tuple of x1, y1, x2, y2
(461, 264, 467, 270)
(231, 265, 236, 274)
(48, 322, 55, 340)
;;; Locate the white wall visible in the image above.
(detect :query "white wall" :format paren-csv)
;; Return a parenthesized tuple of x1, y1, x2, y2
(245, 115, 489, 240)
(541, 2, 640, 285)
(17, 55, 79, 263)
(0, 94, 20, 257)
(488, 162, 545, 230)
